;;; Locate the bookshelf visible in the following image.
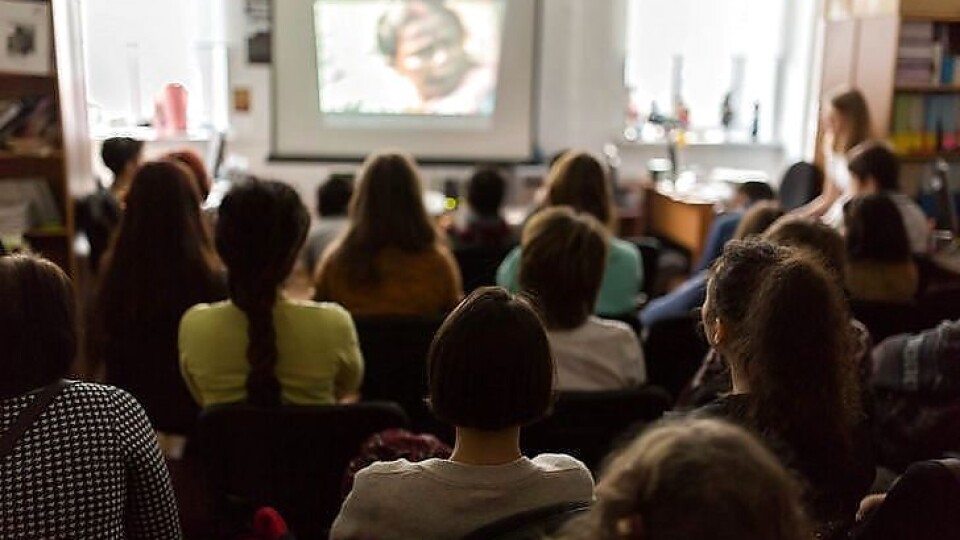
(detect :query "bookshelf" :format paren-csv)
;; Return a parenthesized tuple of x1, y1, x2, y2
(0, 0, 92, 277)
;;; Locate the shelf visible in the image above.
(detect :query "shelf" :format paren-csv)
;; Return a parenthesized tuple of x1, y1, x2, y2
(898, 152, 960, 163)
(24, 228, 69, 239)
(895, 85, 960, 93)
(0, 151, 63, 161)
(0, 73, 57, 98)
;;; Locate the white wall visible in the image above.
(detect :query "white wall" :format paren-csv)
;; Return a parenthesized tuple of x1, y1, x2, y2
(125, 0, 790, 208)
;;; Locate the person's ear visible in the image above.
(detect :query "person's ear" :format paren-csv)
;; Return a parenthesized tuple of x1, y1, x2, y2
(711, 318, 727, 349)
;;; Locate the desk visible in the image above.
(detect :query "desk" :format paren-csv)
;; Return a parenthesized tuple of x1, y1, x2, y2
(643, 181, 724, 261)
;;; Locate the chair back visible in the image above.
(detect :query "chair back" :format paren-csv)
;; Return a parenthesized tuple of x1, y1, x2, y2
(522, 387, 671, 472)
(643, 314, 710, 398)
(629, 236, 662, 297)
(779, 162, 821, 211)
(454, 244, 515, 293)
(353, 316, 445, 432)
(850, 299, 918, 344)
(461, 501, 590, 540)
(198, 402, 408, 540)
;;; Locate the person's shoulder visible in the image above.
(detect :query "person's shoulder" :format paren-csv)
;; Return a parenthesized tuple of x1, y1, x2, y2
(585, 316, 637, 339)
(59, 381, 144, 413)
(528, 454, 595, 491)
(529, 453, 590, 473)
(609, 237, 641, 262)
(181, 300, 233, 324)
(355, 458, 432, 480)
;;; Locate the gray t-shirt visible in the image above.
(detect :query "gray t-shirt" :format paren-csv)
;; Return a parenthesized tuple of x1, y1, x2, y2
(329, 454, 594, 540)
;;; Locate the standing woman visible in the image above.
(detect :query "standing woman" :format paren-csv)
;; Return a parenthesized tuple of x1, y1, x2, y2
(0, 255, 181, 539)
(497, 151, 642, 317)
(796, 88, 873, 227)
(314, 151, 462, 316)
(92, 160, 226, 437)
(180, 178, 364, 407)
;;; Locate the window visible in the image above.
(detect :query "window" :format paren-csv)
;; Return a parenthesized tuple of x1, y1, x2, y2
(79, 0, 229, 136)
(624, 0, 787, 143)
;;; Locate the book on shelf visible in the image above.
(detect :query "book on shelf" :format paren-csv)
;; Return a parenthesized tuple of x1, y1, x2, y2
(890, 94, 960, 155)
(896, 21, 960, 86)
(0, 95, 61, 154)
(0, 177, 61, 231)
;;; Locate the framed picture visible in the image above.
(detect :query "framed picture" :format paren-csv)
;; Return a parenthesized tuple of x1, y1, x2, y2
(0, 0, 52, 76)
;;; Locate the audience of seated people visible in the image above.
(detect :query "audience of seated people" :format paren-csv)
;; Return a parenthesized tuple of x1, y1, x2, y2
(795, 87, 873, 227)
(179, 178, 364, 407)
(693, 180, 777, 273)
(695, 240, 874, 534)
(78, 136, 144, 272)
(330, 288, 594, 540)
(846, 143, 929, 254)
(518, 206, 646, 391)
(498, 151, 643, 317)
(447, 167, 514, 250)
(558, 418, 811, 540)
(0, 255, 181, 539)
(844, 193, 919, 303)
(91, 160, 227, 445)
(314, 152, 463, 316)
(640, 201, 784, 327)
(302, 173, 354, 273)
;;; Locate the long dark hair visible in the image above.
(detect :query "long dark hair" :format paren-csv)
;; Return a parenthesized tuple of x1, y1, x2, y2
(329, 151, 437, 285)
(707, 240, 859, 466)
(94, 160, 222, 365)
(216, 178, 309, 406)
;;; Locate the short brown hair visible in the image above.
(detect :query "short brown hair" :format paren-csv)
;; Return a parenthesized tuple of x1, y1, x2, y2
(559, 418, 810, 540)
(546, 151, 616, 230)
(0, 255, 76, 398)
(519, 207, 608, 329)
(764, 216, 848, 282)
(428, 287, 554, 431)
(732, 201, 784, 240)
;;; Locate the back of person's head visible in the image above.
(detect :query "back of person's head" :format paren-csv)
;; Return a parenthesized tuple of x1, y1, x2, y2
(165, 149, 211, 200)
(466, 168, 506, 218)
(336, 151, 437, 283)
(100, 136, 144, 177)
(317, 173, 354, 217)
(519, 206, 608, 330)
(847, 142, 900, 192)
(764, 216, 848, 283)
(845, 193, 911, 264)
(428, 287, 554, 431)
(99, 160, 218, 321)
(736, 181, 776, 206)
(216, 178, 310, 406)
(559, 418, 810, 540)
(829, 88, 873, 153)
(731, 201, 784, 240)
(546, 151, 615, 230)
(707, 240, 858, 461)
(0, 255, 75, 399)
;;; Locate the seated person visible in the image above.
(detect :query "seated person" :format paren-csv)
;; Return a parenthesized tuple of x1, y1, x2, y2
(640, 201, 783, 328)
(314, 152, 463, 316)
(448, 167, 513, 250)
(78, 136, 143, 272)
(845, 194, 919, 303)
(330, 288, 595, 540)
(302, 173, 354, 273)
(165, 149, 211, 202)
(694, 180, 776, 273)
(696, 240, 874, 532)
(854, 459, 960, 540)
(498, 151, 642, 316)
(180, 178, 363, 407)
(0, 255, 181, 539)
(519, 207, 646, 391)
(558, 418, 810, 540)
(847, 142, 929, 254)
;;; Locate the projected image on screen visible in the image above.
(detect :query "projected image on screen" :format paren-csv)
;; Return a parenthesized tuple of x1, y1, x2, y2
(315, 0, 505, 117)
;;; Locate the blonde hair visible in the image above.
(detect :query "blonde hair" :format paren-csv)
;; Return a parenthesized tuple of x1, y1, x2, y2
(558, 418, 810, 540)
(829, 88, 873, 153)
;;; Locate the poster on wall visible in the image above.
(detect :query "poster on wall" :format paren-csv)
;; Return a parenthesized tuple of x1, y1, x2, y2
(246, 0, 272, 64)
(0, 0, 52, 76)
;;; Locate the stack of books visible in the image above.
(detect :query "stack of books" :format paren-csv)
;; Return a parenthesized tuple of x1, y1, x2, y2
(890, 93, 959, 155)
(896, 22, 960, 86)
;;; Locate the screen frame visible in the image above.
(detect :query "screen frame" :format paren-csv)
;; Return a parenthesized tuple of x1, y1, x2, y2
(268, 0, 543, 165)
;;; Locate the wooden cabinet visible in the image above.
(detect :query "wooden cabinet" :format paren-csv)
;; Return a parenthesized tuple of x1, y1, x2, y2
(0, 0, 92, 277)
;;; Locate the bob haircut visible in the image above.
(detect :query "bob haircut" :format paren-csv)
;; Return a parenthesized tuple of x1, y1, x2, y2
(428, 287, 554, 431)
(0, 255, 75, 398)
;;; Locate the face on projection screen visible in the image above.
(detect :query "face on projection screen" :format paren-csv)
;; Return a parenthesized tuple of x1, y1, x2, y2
(315, 0, 505, 117)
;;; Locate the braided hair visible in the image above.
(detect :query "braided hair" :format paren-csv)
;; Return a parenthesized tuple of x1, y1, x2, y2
(215, 178, 309, 406)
